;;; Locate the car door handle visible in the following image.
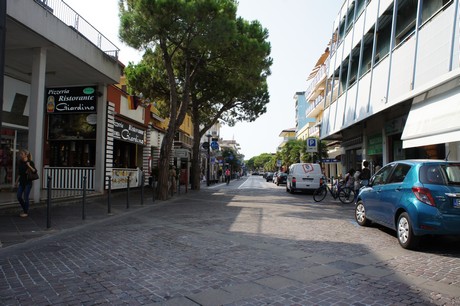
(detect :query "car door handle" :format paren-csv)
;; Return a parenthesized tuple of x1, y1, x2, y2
(395, 186, 402, 191)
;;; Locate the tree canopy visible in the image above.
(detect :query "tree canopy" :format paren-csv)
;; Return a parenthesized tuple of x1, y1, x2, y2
(119, 0, 272, 194)
(119, 0, 243, 199)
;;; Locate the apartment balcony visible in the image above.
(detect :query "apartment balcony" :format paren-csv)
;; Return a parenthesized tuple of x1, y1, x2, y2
(305, 64, 327, 101)
(308, 125, 320, 137)
(306, 94, 325, 119)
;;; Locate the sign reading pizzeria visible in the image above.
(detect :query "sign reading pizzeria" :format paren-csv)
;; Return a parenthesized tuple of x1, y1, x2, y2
(113, 119, 146, 145)
(46, 86, 97, 113)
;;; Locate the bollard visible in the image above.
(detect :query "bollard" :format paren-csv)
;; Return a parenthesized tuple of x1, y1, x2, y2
(46, 175, 52, 229)
(140, 172, 144, 206)
(82, 176, 87, 220)
(126, 176, 130, 209)
(151, 175, 155, 203)
(107, 176, 112, 215)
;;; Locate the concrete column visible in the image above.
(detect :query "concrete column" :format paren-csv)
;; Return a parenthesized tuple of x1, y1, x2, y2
(29, 47, 46, 203)
(94, 84, 107, 193)
(382, 127, 388, 165)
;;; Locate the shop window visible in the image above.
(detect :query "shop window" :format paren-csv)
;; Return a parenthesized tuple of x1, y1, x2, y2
(49, 141, 95, 167)
(47, 114, 97, 167)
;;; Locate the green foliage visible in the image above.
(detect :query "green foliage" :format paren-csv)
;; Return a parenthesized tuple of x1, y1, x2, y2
(120, 0, 273, 192)
(245, 138, 329, 173)
(119, 0, 243, 198)
(221, 148, 242, 171)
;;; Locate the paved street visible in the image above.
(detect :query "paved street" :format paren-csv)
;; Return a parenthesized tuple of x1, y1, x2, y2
(1, 175, 460, 305)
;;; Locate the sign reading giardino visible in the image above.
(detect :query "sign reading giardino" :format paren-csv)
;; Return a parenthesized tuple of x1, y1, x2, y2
(113, 119, 146, 145)
(46, 86, 97, 113)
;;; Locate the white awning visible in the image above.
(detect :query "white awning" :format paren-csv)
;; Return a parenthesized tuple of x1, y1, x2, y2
(401, 88, 460, 148)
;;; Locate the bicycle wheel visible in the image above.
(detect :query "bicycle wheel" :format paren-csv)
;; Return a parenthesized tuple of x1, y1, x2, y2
(313, 186, 327, 202)
(338, 187, 355, 204)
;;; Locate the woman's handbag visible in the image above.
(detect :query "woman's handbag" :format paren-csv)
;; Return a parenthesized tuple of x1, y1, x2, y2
(27, 168, 39, 181)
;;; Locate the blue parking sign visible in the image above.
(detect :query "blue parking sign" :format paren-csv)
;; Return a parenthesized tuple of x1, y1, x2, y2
(306, 138, 317, 153)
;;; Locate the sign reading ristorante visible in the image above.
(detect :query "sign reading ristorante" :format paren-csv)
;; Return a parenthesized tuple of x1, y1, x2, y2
(113, 119, 146, 145)
(46, 86, 97, 113)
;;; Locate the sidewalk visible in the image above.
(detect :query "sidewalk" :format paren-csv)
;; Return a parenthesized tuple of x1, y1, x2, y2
(0, 185, 184, 249)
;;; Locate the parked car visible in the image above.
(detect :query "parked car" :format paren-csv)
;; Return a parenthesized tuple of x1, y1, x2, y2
(286, 163, 323, 193)
(355, 160, 460, 250)
(275, 172, 287, 185)
(265, 172, 274, 182)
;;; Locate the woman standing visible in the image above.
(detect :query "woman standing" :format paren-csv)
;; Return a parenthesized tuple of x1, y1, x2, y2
(15, 149, 37, 217)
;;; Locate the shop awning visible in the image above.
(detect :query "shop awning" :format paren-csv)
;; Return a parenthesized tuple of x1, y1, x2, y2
(401, 88, 460, 149)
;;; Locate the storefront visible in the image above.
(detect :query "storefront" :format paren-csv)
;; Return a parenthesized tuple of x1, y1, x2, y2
(112, 118, 146, 166)
(43, 86, 98, 189)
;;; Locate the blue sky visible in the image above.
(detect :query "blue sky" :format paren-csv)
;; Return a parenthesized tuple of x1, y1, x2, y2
(65, 0, 343, 159)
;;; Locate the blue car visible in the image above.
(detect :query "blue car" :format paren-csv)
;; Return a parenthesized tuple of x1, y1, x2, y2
(355, 160, 460, 249)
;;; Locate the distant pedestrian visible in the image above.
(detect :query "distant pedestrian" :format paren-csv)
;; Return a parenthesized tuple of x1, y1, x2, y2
(169, 166, 177, 194)
(15, 149, 37, 218)
(225, 168, 231, 185)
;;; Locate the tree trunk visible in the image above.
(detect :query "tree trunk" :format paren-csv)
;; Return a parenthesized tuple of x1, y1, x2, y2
(157, 128, 174, 200)
(190, 101, 202, 190)
(191, 126, 201, 190)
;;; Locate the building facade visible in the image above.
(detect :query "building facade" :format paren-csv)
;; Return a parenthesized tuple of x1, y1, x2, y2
(3, 0, 121, 203)
(317, 0, 460, 175)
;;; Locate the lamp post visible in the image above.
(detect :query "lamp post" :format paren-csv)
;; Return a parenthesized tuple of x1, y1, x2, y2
(206, 133, 212, 186)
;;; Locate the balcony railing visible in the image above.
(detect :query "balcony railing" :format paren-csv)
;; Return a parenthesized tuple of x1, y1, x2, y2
(308, 125, 320, 136)
(305, 64, 327, 99)
(305, 94, 324, 116)
(34, 0, 119, 58)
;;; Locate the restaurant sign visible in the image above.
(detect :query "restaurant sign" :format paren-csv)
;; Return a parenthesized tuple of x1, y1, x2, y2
(46, 86, 97, 113)
(113, 119, 146, 145)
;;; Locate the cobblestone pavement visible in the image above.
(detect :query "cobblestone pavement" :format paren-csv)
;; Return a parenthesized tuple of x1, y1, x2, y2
(1, 177, 460, 305)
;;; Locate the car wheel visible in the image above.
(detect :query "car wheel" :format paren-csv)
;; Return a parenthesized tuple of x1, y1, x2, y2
(397, 212, 420, 250)
(355, 200, 370, 226)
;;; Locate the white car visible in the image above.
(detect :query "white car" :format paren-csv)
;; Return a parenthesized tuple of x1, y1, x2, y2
(286, 163, 323, 193)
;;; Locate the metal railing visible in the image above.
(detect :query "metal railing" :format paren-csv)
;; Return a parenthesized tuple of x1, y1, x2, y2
(305, 64, 327, 99)
(43, 167, 95, 190)
(33, 0, 119, 58)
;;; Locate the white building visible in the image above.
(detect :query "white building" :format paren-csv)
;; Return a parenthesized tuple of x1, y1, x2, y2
(317, 0, 460, 174)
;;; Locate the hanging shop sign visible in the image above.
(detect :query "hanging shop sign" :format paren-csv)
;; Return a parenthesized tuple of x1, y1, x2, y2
(113, 119, 146, 145)
(367, 134, 383, 155)
(46, 86, 97, 113)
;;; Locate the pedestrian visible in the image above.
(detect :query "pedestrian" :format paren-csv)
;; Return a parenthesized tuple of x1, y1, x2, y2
(359, 160, 371, 186)
(169, 166, 177, 194)
(344, 168, 356, 188)
(353, 169, 361, 194)
(15, 149, 37, 218)
(225, 168, 231, 185)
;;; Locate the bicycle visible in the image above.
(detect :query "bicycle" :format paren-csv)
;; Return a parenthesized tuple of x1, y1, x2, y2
(313, 178, 355, 204)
